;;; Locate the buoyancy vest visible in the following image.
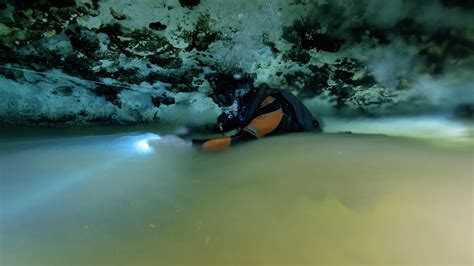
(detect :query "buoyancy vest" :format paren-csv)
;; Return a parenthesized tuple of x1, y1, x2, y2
(239, 83, 323, 133)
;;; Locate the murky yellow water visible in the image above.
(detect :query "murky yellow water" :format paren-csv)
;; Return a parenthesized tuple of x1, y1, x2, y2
(0, 132, 472, 265)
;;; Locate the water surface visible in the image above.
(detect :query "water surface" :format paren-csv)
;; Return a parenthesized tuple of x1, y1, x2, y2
(0, 128, 472, 265)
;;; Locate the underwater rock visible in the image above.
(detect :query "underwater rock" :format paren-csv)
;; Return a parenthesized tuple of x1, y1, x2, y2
(11, 0, 76, 10)
(87, 8, 100, 17)
(97, 22, 181, 67)
(0, 0, 472, 126)
(307, 65, 331, 93)
(110, 7, 127, 20)
(45, 0, 77, 9)
(453, 103, 474, 119)
(151, 94, 176, 108)
(283, 19, 344, 53)
(97, 22, 123, 37)
(51, 86, 73, 97)
(0, 66, 24, 80)
(145, 71, 195, 93)
(149, 21, 167, 31)
(91, 0, 99, 10)
(417, 29, 474, 76)
(329, 84, 354, 109)
(184, 14, 218, 51)
(283, 48, 311, 64)
(179, 0, 201, 8)
(123, 28, 173, 56)
(301, 31, 343, 52)
(350, 87, 396, 110)
(57, 53, 94, 78)
(0, 22, 14, 37)
(441, 0, 474, 9)
(262, 33, 280, 53)
(90, 84, 124, 108)
(65, 26, 100, 57)
(148, 53, 182, 69)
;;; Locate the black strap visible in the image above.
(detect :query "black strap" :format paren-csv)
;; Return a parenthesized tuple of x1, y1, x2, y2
(253, 99, 281, 117)
(230, 130, 258, 145)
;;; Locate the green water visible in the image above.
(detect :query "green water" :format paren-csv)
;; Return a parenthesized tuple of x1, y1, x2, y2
(0, 130, 472, 265)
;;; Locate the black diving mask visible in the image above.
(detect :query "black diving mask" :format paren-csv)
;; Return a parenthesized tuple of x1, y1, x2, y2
(211, 92, 234, 107)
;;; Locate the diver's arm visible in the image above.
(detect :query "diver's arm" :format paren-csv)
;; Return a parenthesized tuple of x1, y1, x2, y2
(192, 96, 284, 152)
(191, 129, 257, 152)
(192, 107, 284, 152)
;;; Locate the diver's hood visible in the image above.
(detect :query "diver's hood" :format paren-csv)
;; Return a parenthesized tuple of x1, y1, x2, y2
(206, 69, 256, 107)
(212, 81, 255, 107)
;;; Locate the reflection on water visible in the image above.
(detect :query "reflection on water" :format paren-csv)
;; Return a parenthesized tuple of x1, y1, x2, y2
(0, 130, 472, 265)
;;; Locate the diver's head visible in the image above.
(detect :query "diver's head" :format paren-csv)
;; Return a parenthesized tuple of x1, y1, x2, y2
(206, 69, 256, 108)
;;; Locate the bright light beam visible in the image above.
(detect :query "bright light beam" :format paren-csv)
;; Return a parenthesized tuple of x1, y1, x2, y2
(1, 133, 163, 219)
(134, 133, 162, 153)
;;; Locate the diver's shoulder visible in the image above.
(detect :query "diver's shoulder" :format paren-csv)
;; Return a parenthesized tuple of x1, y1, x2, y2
(256, 83, 285, 94)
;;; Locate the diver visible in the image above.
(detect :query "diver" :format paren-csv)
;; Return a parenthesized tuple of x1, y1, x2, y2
(186, 69, 323, 152)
